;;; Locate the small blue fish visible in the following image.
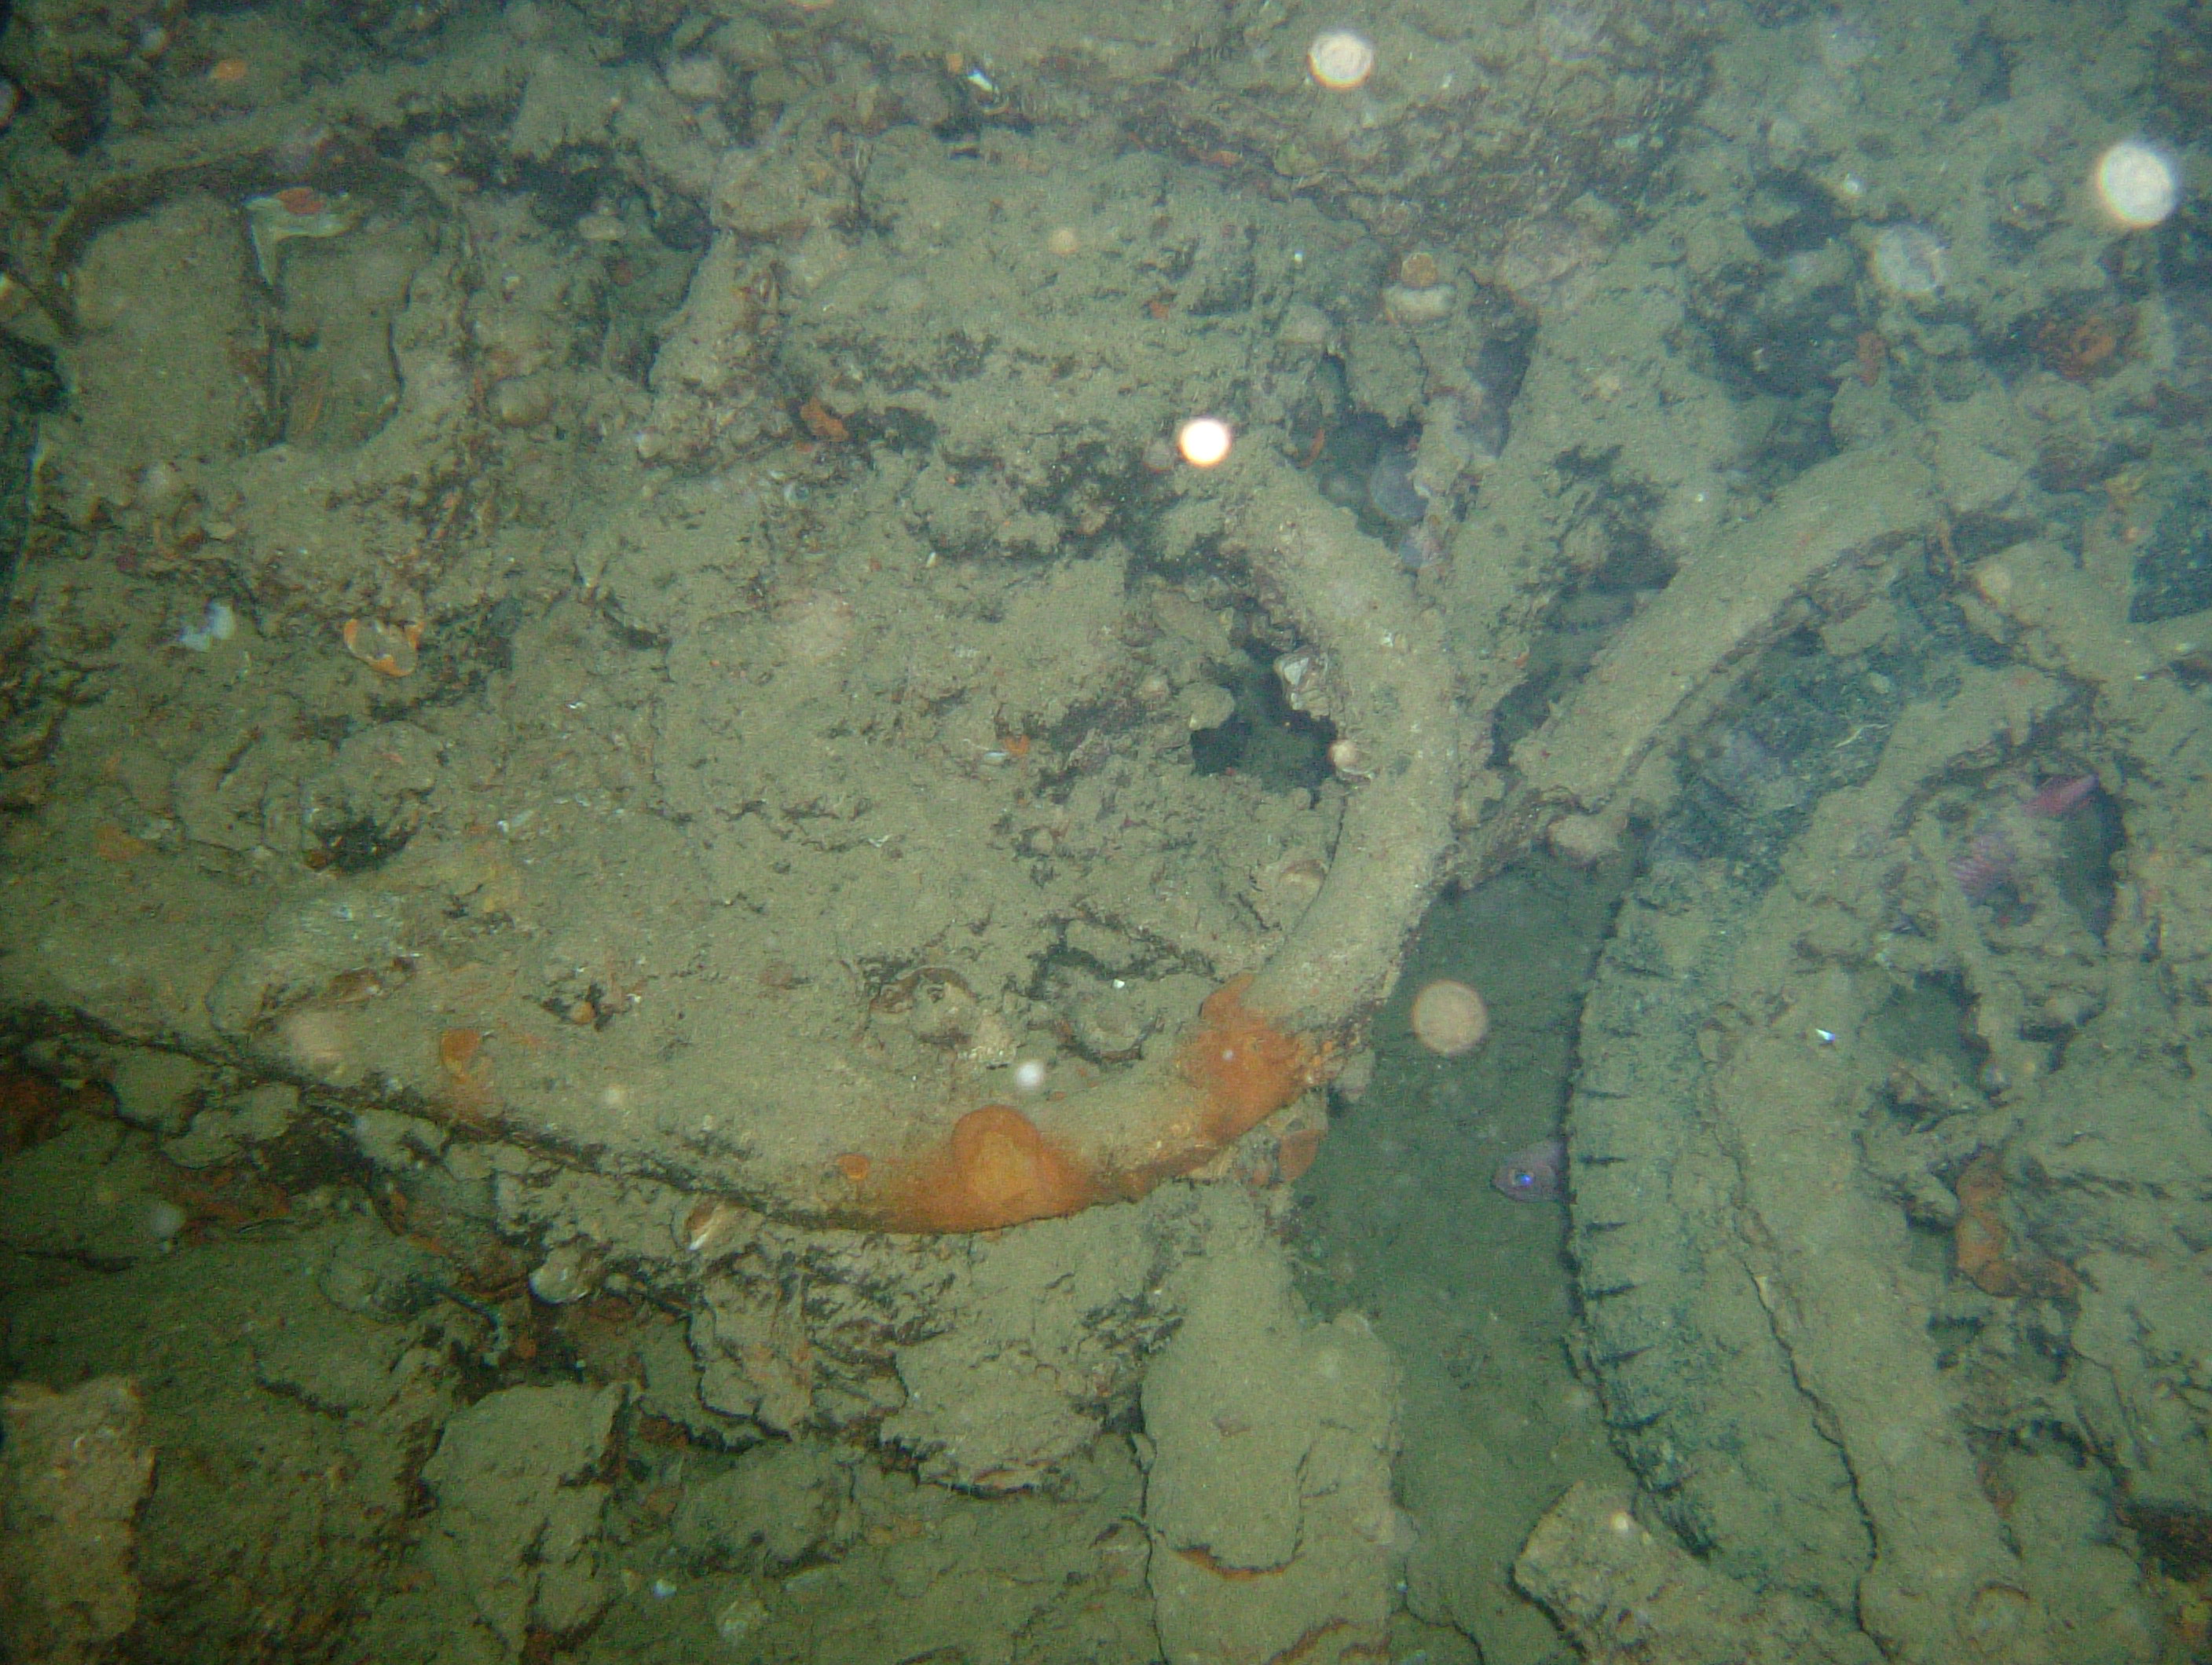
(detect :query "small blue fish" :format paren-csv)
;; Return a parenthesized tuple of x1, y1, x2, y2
(1492, 1137, 1566, 1202)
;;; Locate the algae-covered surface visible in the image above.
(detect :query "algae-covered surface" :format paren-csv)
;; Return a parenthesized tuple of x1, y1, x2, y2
(5, 0, 2212, 1660)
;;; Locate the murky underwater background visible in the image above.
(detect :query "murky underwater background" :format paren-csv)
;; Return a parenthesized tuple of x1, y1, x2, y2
(3, 0, 2212, 1659)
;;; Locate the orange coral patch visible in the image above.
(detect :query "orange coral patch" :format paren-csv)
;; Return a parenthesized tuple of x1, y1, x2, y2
(871, 1105, 1097, 1231)
(434, 1026, 496, 1127)
(1275, 1125, 1325, 1184)
(1954, 1150, 2080, 1299)
(92, 822, 152, 862)
(1174, 1543, 1286, 1580)
(799, 396, 848, 443)
(1175, 975, 1319, 1143)
(438, 1027, 483, 1073)
(342, 618, 422, 678)
(1954, 1150, 2020, 1295)
(0, 1067, 85, 1159)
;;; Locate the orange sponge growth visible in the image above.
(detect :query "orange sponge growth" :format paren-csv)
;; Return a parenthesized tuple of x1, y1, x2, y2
(857, 1105, 1098, 1233)
(837, 978, 1323, 1234)
(1175, 975, 1320, 1143)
